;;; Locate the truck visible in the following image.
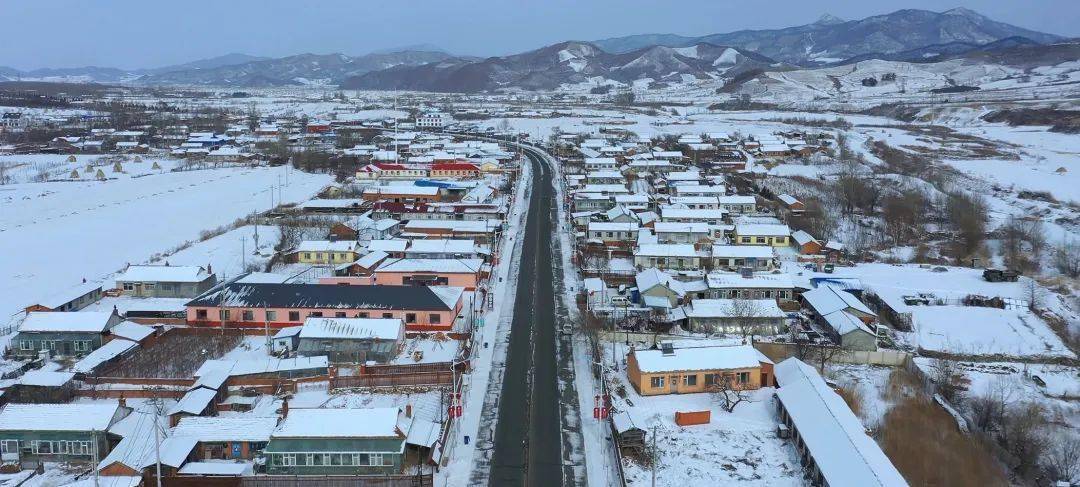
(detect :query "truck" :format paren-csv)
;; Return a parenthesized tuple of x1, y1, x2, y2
(982, 268, 1019, 282)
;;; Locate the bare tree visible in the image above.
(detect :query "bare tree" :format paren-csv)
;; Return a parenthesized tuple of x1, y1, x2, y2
(1053, 238, 1080, 278)
(1047, 434, 1080, 483)
(1024, 279, 1044, 312)
(708, 373, 753, 412)
(929, 358, 967, 403)
(725, 298, 763, 343)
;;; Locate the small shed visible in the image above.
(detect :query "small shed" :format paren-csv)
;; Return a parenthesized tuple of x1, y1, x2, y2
(610, 411, 645, 454)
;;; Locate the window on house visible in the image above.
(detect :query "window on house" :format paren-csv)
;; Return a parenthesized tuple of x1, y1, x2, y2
(282, 454, 296, 466)
(741, 237, 751, 243)
(219, 310, 230, 321)
(196, 309, 208, 320)
(756, 237, 766, 244)
(309, 312, 323, 318)
(303, 253, 311, 260)
(19, 340, 33, 351)
(405, 313, 416, 323)
(74, 341, 91, 352)
(369, 453, 383, 466)
(265, 310, 277, 321)
(738, 372, 750, 384)
(704, 373, 720, 386)
(144, 283, 155, 291)
(242, 310, 254, 321)
(335, 312, 347, 318)
(342, 453, 354, 465)
(1, 440, 18, 453)
(322, 453, 332, 465)
(311, 453, 322, 465)
(358, 312, 369, 318)
(683, 374, 698, 386)
(429, 314, 441, 324)
(288, 311, 300, 321)
(382, 313, 392, 318)
(649, 376, 665, 388)
(122, 283, 134, 291)
(35, 441, 52, 454)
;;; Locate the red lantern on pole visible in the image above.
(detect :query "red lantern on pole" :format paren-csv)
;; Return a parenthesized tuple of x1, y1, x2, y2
(601, 407, 608, 419)
(448, 405, 455, 418)
(593, 407, 600, 419)
(455, 405, 463, 417)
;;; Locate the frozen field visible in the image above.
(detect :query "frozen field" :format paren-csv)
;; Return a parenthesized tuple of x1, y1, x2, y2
(908, 306, 1071, 358)
(0, 164, 331, 321)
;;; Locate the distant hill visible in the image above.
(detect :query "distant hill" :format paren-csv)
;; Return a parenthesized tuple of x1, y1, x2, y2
(341, 41, 776, 92)
(593, 8, 1062, 66)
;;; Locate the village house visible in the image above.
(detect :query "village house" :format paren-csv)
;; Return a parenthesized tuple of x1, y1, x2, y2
(659, 207, 727, 225)
(716, 195, 757, 214)
(294, 240, 360, 265)
(373, 258, 484, 290)
(362, 185, 443, 203)
(632, 244, 703, 271)
(634, 268, 694, 310)
(626, 343, 774, 396)
(24, 280, 104, 313)
(13, 310, 123, 358)
(429, 162, 480, 179)
(774, 358, 908, 486)
(652, 222, 712, 244)
(587, 221, 639, 245)
(185, 283, 463, 332)
(704, 272, 798, 306)
(0, 402, 131, 465)
(801, 287, 879, 351)
(792, 230, 823, 254)
(777, 194, 805, 215)
(114, 264, 217, 299)
(355, 163, 428, 180)
(733, 223, 791, 247)
(402, 219, 500, 243)
(295, 317, 404, 363)
(170, 416, 278, 461)
(711, 245, 777, 271)
(682, 298, 787, 334)
(263, 408, 406, 475)
(401, 239, 486, 260)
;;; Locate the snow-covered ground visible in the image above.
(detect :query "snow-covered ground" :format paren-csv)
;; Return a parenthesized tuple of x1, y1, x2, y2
(0, 164, 330, 321)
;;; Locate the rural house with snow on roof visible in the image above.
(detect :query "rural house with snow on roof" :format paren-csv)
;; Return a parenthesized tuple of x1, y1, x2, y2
(13, 310, 123, 358)
(626, 343, 774, 396)
(185, 282, 464, 332)
(114, 263, 217, 298)
(295, 317, 404, 363)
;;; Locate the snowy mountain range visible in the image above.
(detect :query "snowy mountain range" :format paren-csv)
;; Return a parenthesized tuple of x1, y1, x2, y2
(340, 41, 774, 92)
(594, 8, 1062, 66)
(0, 8, 1069, 91)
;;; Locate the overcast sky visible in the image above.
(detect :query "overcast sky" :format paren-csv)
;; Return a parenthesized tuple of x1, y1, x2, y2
(3, 0, 1076, 70)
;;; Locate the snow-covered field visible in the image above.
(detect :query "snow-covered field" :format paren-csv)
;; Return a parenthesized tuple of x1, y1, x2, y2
(909, 306, 1071, 358)
(0, 164, 331, 321)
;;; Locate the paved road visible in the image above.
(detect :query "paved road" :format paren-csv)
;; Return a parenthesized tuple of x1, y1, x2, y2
(489, 148, 563, 486)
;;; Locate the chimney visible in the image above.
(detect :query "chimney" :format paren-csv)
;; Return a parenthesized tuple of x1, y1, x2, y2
(118, 396, 127, 409)
(405, 404, 413, 418)
(207, 263, 213, 275)
(164, 260, 170, 266)
(82, 277, 87, 283)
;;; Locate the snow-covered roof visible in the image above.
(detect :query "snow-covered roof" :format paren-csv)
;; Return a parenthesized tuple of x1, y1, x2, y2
(778, 194, 801, 206)
(194, 356, 329, 379)
(653, 221, 710, 234)
(405, 239, 479, 254)
(32, 280, 103, 310)
(72, 339, 138, 374)
(802, 287, 874, 317)
(735, 223, 791, 237)
(774, 358, 908, 487)
(178, 462, 253, 476)
(377, 258, 484, 274)
(167, 387, 218, 416)
(172, 416, 279, 443)
(792, 230, 817, 246)
(0, 402, 122, 431)
(635, 268, 686, 297)
(821, 310, 875, 336)
(367, 239, 410, 252)
(19, 311, 115, 333)
(272, 408, 403, 439)
(685, 299, 786, 319)
(116, 265, 209, 283)
(588, 221, 639, 232)
(632, 344, 765, 374)
(710, 245, 775, 259)
(300, 317, 403, 341)
(109, 321, 154, 342)
(706, 272, 794, 290)
(296, 240, 358, 253)
(635, 244, 700, 258)
(18, 370, 75, 386)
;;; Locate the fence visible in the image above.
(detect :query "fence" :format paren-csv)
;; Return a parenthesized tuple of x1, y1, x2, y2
(155, 474, 433, 487)
(328, 362, 462, 390)
(752, 341, 911, 367)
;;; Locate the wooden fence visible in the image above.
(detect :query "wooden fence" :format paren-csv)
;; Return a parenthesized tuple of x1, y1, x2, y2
(155, 474, 433, 487)
(328, 362, 462, 390)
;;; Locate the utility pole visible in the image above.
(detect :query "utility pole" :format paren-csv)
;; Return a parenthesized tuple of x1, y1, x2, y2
(91, 428, 100, 487)
(153, 403, 163, 487)
(651, 425, 658, 487)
